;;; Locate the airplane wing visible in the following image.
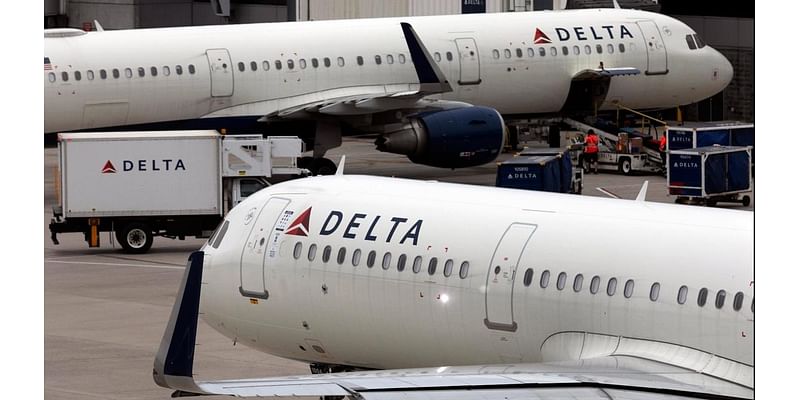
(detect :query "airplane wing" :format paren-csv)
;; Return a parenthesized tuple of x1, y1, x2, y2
(153, 252, 754, 399)
(203, 22, 459, 121)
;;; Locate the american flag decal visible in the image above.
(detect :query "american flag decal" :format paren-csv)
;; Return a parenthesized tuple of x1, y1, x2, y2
(44, 57, 52, 71)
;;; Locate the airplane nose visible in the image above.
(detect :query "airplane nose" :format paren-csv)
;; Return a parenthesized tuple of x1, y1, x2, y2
(716, 51, 734, 87)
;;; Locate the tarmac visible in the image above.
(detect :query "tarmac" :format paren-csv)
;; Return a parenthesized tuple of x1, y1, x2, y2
(43, 137, 754, 399)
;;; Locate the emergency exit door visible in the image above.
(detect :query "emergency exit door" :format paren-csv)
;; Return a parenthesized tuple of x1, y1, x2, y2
(484, 223, 537, 332)
(240, 197, 290, 299)
(455, 38, 481, 85)
(636, 20, 668, 75)
(206, 48, 234, 97)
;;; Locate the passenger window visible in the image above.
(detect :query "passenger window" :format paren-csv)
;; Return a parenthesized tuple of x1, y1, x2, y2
(590, 275, 600, 294)
(398, 54, 406, 64)
(375, 55, 382, 65)
(261, 61, 269, 71)
(48, 72, 56, 83)
(100, 69, 107, 79)
(492, 49, 500, 59)
(397, 254, 407, 272)
(293, 242, 303, 260)
(504, 49, 511, 58)
(275, 60, 282, 70)
(322, 245, 332, 263)
(685, 34, 697, 50)
(459, 261, 469, 279)
(624, 279, 634, 298)
(515, 48, 523, 58)
(573, 45, 580, 55)
(188, 64, 196, 74)
(175, 65, 183, 75)
(446, 51, 453, 61)
(74, 71, 82, 81)
(556, 272, 567, 290)
(428, 258, 438, 275)
(650, 282, 660, 301)
(539, 47, 546, 57)
(413, 256, 423, 273)
(138, 67, 145, 77)
(112, 68, 120, 78)
(733, 291, 744, 311)
(584, 45, 591, 54)
(311, 58, 318, 68)
(697, 287, 708, 307)
(523, 268, 534, 287)
(619, 43, 625, 53)
(607, 44, 614, 54)
(367, 250, 376, 268)
(287, 59, 295, 69)
(352, 249, 361, 266)
(124, 68, 132, 78)
(324, 57, 331, 67)
(751, 299, 754, 313)
(443, 259, 454, 277)
(573, 274, 583, 292)
(434, 52, 441, 62)
(162, 66, 170, 76)
(694, 34, 706, 48)
(250, 61, 258, 71)
(87, 70, 94, 80)
(382, 252, 391, 270)
(150, 66, 157, 76)
(540, 270, 550, 288)
(562, 46, 569, 56)
(715, 290, 726, 309)
(211, 220, 229, 249)
(607, 278, 617, 296)
(596, 44, 603, 54)
(527, 48, 534, 57)
(386, 54, 394, 64)
(677, 285, 688, 304)
(299, 59, 307, 69)
(357, 56, 364, 66)
(307, 244, 317, 261)
(237, 62, 245, 72)
(337, 57, 345, 67)
(337, 247, 346, 265)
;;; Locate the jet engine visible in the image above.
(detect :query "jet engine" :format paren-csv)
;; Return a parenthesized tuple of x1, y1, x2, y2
(375, 106, 505, 169)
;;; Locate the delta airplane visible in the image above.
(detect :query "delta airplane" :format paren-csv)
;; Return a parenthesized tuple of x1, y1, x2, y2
(45, 8, 733, 173)
(154, 167, 754, 399)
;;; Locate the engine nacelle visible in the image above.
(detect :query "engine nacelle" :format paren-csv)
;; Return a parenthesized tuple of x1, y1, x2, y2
(375, 106, 505, 168)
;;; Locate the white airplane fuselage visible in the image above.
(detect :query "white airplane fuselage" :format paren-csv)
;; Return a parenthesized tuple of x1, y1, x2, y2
(198, 175, 753, 375)
(44, 9, 733, 134)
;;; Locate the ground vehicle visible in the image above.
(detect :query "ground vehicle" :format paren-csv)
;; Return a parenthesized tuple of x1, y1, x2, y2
(49, 131, 305, 253)
(668, 145, 752, 207)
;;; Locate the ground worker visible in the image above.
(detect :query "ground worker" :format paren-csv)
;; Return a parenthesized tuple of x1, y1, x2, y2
(584, 129, 599, 174)
(659, 134, 667, 171)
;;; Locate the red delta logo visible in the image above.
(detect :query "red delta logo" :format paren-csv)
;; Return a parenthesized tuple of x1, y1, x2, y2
(102, 160, 117, 174)
(285, 207, 311, 236)
(534, 28, 551, 44)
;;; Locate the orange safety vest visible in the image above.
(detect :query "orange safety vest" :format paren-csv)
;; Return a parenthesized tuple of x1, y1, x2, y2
(659, 135, 667, 152)
(585, 134, 599, 154)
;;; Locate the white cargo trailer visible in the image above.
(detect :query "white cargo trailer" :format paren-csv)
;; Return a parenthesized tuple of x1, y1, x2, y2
(49, 131, 305, 253)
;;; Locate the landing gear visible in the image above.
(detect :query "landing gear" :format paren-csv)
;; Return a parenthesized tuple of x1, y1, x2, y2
(300, 157, 338, 176)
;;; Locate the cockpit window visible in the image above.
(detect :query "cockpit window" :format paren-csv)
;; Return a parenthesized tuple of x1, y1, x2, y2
(693, 34, 706, 48)
(685, 34, 697, 50)
(210, 220, 230, 249)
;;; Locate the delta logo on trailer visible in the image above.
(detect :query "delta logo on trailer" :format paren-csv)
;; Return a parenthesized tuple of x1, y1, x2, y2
(102, 160, 117, 174)
(533, 24, 635, 44)
(100, 158, 187, 173)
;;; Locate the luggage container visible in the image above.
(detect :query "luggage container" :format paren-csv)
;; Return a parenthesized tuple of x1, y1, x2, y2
(497, 150, 581, 194)
(668, 145, 752, 207)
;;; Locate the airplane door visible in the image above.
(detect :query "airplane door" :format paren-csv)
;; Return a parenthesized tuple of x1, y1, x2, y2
(484, 223, 537, 332)
(636, 21, 668, 75)
(239, 197, 290, 299)
(455, 38, 481, 85)
(206, 49, 234, 97)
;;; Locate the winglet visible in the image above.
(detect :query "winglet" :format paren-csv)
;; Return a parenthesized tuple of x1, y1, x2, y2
(636, 181, 649, 202)
(336, 155, 346, 176)
(93, 20, 104, 32)
(400, 22, 453, 94)
(153, 251, 207, 395)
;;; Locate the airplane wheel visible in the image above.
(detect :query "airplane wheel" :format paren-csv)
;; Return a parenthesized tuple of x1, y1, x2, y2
(298, 156, 314, 170)
(117, 222, 153, 254)
(311, 158, 338, 176)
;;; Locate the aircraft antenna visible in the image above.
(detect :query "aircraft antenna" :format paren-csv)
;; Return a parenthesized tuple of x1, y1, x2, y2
(335, 155, 346, 176)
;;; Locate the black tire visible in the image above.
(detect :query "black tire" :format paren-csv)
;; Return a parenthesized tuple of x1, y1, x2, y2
(310, 157, 338, 176)
(742, 195, 751, 207)
(117, 222, 153, 254)
(619, 158, 633, 175)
